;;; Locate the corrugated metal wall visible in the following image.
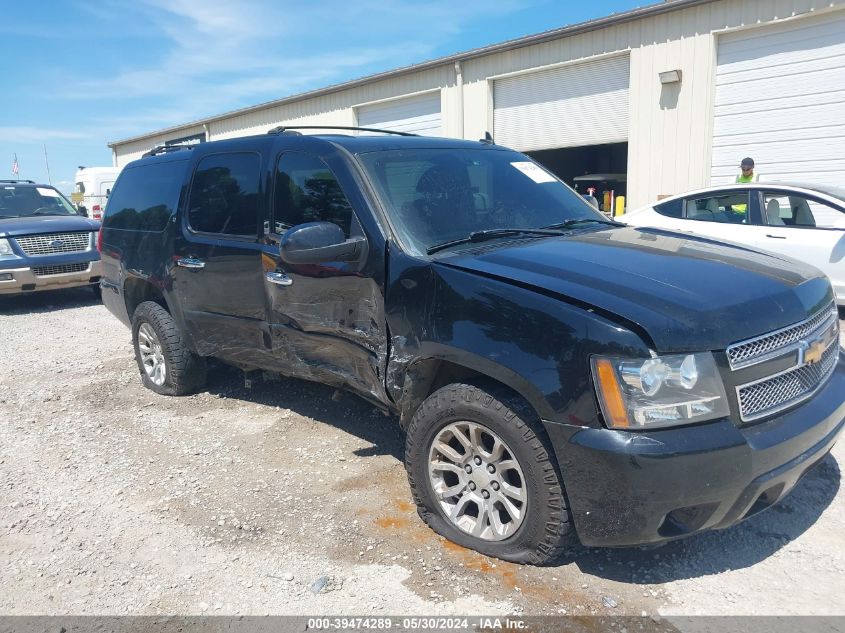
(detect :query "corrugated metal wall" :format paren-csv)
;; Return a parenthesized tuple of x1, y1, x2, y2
(209, 66, 454, 140)
(461, 0, 845, 207)
(112, 0, 845, 208)
(114, 125, 207, 167)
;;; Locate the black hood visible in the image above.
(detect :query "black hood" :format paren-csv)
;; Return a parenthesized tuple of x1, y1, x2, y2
(438, 226, 832, 353)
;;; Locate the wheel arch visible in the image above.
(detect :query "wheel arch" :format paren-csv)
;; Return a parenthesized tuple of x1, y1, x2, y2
(123, 275, 170, 320)
(396, 348, 555, 432)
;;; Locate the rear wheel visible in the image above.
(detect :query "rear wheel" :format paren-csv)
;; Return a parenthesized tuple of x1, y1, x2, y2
(131, 301, 206, 396)
(405, 383, 573, 565)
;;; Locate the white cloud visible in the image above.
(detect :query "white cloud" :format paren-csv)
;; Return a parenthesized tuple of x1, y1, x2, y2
(0, 127, 87, 143)
(44, 0, 539, 144)
(63, 0, 532, 104)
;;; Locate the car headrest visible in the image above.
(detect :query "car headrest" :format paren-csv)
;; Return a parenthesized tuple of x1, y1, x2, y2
(416, 164, 469, 195)
(766, 199, 784, 225)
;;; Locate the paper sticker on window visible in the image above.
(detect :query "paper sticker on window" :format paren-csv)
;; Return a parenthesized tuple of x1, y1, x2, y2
(510, 162, 556, 184)
(36, 187, 60, 197)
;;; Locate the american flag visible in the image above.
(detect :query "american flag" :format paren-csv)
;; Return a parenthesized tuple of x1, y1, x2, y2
(11, 154, 19, 176)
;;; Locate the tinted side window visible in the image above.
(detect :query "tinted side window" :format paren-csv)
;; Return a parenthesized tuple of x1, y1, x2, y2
(654, 199, 682, 218)
(683, 193, 749, 224)
(103, 161, 185, 231)
(273, 153, 353, 236)
(188, 153, 261, 236)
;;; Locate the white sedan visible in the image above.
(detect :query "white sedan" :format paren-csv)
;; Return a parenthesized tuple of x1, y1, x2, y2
(621, 183, 845, 306)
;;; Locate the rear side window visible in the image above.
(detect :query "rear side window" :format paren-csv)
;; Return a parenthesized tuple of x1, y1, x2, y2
(188, 152, 261, 236)
(654, 198, 682, 218)
(683, 193, 750, 223)
(104, 161, 185, 231)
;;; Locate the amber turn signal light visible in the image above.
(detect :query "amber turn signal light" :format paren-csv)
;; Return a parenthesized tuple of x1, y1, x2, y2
(594, 358, 630, 429)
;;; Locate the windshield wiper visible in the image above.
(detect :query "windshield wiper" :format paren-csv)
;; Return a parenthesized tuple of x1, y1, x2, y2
(426, 228, 567, 255)
(542, 218, 619, 230)
(28, 211, 66, 217)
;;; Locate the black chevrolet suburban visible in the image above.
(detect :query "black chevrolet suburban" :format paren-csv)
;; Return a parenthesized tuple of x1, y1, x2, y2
(99, 128, 844, 564)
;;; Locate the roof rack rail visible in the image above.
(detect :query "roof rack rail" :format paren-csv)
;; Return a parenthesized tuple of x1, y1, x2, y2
(267, 125, 418, 137)
(142, 144, 196, 158)
(0, 179, 36, 184)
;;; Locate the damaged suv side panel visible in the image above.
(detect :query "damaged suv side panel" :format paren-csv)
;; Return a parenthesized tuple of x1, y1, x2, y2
(385, 249, 650, 429)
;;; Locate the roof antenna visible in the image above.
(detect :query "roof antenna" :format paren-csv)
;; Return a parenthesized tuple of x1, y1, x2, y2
(480, 131, 494, 145)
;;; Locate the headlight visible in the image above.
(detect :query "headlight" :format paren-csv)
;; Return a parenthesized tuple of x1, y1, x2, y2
(0, 238, 14, 256)
(591, 352, 729, 430)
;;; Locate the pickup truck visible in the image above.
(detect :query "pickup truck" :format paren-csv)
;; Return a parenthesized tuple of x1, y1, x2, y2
(99, 128, 844, 564)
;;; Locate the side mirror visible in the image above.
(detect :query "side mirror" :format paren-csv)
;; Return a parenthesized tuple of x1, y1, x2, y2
(77, 206, 89, 217)
(280, 221, 367, 266)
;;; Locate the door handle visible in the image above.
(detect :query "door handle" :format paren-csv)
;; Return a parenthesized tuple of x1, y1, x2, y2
(265, 271, 293, 286)
(765, 234, 787, 239)
(176, 257, 206, 269)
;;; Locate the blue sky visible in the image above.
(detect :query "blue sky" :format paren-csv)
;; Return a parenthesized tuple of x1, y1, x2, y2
(2, 0, 645, 193)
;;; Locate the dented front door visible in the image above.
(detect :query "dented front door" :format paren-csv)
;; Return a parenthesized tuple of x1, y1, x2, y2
(260, 151, 389, 404)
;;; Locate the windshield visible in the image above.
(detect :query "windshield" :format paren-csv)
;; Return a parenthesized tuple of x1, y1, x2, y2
(0, 185, 78, 218)
(357, 148, 608, 255)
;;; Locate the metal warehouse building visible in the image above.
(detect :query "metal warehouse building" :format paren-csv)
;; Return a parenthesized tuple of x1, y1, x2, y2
(109, 0, 845, 211)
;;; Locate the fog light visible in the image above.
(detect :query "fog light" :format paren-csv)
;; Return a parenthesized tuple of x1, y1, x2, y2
(0, 273, 13, 281)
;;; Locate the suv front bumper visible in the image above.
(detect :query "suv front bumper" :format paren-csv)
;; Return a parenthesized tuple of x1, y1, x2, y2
(545, 352, 845, 547)
(0, 260, 103, 295)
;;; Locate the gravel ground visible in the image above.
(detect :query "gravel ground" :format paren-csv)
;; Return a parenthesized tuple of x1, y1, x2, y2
(1, 289, 844, 620)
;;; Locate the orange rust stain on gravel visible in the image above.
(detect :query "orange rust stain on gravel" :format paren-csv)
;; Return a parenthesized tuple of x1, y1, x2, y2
(375, 516, 409, 529)
(395, 499, 414, 512)
(374, 499, 438, 544)
(441, 540, 572, 604)
(373, 503, 577, 605)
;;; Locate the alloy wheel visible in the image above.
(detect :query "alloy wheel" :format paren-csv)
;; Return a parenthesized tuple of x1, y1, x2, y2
(427, 421, 527, 541)
(137, 322, 166, 386)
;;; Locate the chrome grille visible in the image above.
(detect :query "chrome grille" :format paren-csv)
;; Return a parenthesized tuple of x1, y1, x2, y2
(727, 303, 838, 369)
(14, 232, 91, 256)
(737, 338, 839, 422)
(31, 263, 89, 276)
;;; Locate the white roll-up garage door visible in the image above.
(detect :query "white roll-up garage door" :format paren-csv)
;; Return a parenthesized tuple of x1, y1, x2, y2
(356, 92, 442, 136)
(711, 11, 845, 186)
(493, 55, 630, 152)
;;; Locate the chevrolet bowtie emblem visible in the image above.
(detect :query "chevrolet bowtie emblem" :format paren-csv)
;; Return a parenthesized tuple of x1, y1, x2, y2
(798, 328, 832, 366)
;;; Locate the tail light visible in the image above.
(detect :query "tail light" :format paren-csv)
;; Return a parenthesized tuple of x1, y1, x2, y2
(92, 204, 102, 220)
(96, 229, 103, 253)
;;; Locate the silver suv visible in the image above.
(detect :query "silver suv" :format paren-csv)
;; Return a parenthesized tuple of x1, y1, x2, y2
(0, 180, 102, 297)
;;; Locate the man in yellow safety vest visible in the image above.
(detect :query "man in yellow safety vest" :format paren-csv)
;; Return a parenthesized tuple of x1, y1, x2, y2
(732, 157, 758, 216)
(736, 157, 758, 184)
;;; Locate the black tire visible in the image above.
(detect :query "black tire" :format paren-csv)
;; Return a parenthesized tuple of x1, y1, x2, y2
(405, 383, 573, 565)
(131, 301, 206, 396)
(91, 284, 102, 300)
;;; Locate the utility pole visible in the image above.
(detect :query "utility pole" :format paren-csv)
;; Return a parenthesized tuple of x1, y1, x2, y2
(43, 144, 52, 184)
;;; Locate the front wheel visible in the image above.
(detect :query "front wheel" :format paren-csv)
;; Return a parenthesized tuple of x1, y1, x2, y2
(131, 301, 206, 396)
(404, 383, 574, 565)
